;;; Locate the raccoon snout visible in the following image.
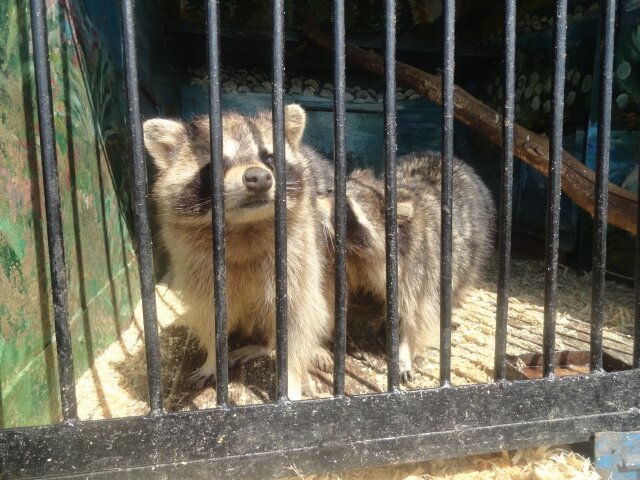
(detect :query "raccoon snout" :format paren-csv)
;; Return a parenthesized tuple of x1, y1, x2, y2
(243, 167, 273, 193)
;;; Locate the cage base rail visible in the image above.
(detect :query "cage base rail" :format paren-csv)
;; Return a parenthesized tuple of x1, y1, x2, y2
(2, 369, 640, 479)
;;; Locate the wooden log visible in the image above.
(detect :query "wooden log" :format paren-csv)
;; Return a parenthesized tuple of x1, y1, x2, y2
(297, 8, 638, 235)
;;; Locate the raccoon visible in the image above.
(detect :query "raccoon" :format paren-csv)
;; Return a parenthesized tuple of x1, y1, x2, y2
(322, 152, 495, 381)
(143, 104, 334, 400)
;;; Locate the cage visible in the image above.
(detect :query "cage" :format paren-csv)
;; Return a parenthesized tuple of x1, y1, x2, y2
(0, 0, 639, 478)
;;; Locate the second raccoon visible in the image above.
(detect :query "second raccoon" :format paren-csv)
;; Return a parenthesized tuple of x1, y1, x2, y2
(324, 152, 495, 381)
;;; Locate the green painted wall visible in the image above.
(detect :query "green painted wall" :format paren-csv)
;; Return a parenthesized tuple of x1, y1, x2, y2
(0, 0, 140, 427)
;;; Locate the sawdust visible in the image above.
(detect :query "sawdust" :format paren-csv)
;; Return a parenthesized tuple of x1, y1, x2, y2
(75, 256, 634, 478)
(286, 446, 599, 479)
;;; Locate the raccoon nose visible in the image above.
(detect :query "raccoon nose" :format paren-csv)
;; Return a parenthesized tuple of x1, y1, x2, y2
(243, 167, 273, 192)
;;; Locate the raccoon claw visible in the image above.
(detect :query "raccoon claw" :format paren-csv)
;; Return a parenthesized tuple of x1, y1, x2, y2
(400, 370, 413, 383)
(313, 348, 334, 372)
(185, 368, 216, 390)
(228, 345, 272, 368)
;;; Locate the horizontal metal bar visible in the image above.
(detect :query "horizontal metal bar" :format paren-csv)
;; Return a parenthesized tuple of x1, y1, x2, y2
(121, 0, 164, 414)
(206, 0, 229, 406)
(272, 0, 288, 402)
(542, 0, 568, 378)
(591, 0, 617, 373)
(494, 0, 516, 382)
(384, 0, 399, 393)
(3, 370, 640, 479)
(29, 0, 78, 421)
(440, 0, 455, 388)
(332, 0, 348, 397)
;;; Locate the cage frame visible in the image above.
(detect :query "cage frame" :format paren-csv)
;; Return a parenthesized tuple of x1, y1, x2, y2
(1, 0, 638, 477)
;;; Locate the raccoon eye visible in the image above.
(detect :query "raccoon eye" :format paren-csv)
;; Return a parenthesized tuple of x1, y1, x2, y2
(261, 153, 275, 169)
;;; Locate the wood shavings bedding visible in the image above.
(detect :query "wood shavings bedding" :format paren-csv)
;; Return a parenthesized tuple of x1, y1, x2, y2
(76, 256, 631, 478)
(284, 446, 599, 479)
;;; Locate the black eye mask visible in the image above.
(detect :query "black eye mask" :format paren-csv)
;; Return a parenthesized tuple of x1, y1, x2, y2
(260, 152, 275, 170)
(174, 164, 212, 216)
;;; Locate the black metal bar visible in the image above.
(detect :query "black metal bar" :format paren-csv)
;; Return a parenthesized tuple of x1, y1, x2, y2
(272, 0, 288, 401)
(542, 0, 567, 378)
(494, 0, 516, 382)
(3, 369, 640, 479)
(332, 0, 348, 397)
(384, 0, 400, 393)
(206, 0, 228, 406)
(29, 0, 78, 422)
(121, 0, 163, 414)
(439, 0, 455, 387)
(636, 161, 640, 369)
(591, 0, 617, 373)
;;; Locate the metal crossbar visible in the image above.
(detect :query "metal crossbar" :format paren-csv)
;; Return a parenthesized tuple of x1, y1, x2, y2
(384, 0, 400, 393)
(206, 0, 230, 406)
(332, 0, 348, 397)
(1, 0, 638, 478)
(28, 0, 77, 422)
(2, 371, 640, 477)
(543, 0, 568, 378)
(122, 0, 164, 414)
(439, 0, 455, 387)
(494, 0, 516, 382)
(591, 0, 617, 372)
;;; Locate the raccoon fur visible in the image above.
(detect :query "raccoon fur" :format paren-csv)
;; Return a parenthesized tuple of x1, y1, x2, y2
(321, 152, 495, 381)
(143, 104, 334, 400)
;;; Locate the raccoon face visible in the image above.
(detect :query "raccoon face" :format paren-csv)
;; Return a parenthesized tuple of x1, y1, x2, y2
(143, 104, 310, 227)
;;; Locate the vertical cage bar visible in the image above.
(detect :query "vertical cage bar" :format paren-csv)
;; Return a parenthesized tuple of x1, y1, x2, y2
(542, 0, 567, 378)
(272, 0, 288, 401)
(494, 0, 516, 382)
(384, 0, 400, 393)
(439, 0, 455, 387)
(206, 0, 228, 406)
(591, 0, 617, 372)
(121, 0, 163, 414)
(635, 162, 640, 369)
(29, 0, 78, 421)
(332, 0, 348, 397)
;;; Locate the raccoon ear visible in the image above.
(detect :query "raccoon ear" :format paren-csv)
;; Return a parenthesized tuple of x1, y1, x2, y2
(284, 104, 306, 147)
(316, 196, 334, 232)
(346, 196, 369, 229)
(397, 201, 414, 221)
(143, 118, 187, 170)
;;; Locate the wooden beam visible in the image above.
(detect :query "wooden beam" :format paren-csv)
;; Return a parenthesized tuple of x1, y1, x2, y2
(297, 8, 638, 235)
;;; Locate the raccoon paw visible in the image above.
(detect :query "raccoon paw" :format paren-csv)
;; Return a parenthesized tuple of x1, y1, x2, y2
(313, 347, 334, 372)
(398, 342, 413, 383)
(228, 345, 272, 368)
(185, 367, 216, 390)
(400, 369, 413, 383)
